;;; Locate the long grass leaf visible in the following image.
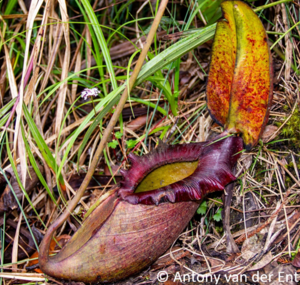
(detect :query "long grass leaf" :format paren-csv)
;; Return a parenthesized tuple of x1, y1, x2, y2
(79, 0, 117, 90)
(23, 104, 65, 188)
(21, 125, 56, 205)
(0, 114, 9, 129)
(136, 25, 216, 85)
(4, 0, 18, 15)
(0, 98, 16, 117)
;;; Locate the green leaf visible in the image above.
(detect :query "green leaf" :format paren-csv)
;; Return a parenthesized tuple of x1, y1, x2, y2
(115, 132, 123, 139)
(214, 198, 223, 206)
(200, 0, 223, 24)
(197, 201, 207, 215)
(213, 208, 223, 222)
(126, 140, 137, 149)
(108, 140, 118, 149)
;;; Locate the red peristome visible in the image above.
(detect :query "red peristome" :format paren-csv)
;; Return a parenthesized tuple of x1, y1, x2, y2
(119, 142, 205, 196)
(121, 136, 243, 205)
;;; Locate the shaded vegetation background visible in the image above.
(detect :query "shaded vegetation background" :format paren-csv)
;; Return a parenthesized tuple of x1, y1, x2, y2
(0, 0, 299, 284)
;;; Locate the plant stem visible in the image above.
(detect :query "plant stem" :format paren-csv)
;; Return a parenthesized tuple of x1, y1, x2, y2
(253, 0, 292, 12)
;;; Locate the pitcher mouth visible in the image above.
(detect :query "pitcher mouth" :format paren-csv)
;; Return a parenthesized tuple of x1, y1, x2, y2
(135, 160, 199, 193)
(118, 135, 243, 205)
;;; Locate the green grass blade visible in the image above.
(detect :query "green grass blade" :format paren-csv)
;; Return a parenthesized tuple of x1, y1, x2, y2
(129, 97, 167, 116)
(4, 0, 18, 15)
(0, 114, 10, 129)
(73, 2, 108, 96)
(21, 125, 57, 205)
(136, 25, 216, 85)
(79, 0, 117, 90)
(0, 98, 16, 117)
(147, 52, 174, 114)
(76, 96, 119, 166)
(23, 104, 65, 188)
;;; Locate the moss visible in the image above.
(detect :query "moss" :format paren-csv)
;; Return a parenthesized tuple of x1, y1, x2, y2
(215, 225, 223, 235)
(285, 176, 291, 184)
(283, 105, 289, 111)
(253, 164, 268, 183)
(280, 108, 300, 148)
